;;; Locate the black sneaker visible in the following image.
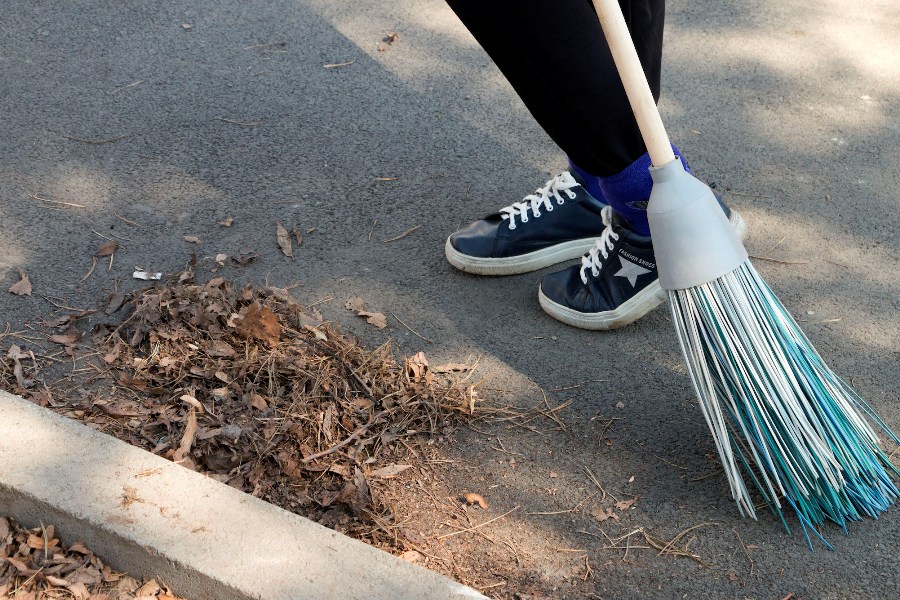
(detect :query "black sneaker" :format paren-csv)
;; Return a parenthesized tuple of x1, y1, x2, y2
(538, 205, 748, 330)
(445, 172, 608, 275)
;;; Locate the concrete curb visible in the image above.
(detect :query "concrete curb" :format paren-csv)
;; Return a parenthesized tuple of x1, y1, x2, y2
(0, 391, 486, 600)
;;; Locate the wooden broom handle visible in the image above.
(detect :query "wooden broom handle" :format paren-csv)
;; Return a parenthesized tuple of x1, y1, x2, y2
(592, 0, 676, 167)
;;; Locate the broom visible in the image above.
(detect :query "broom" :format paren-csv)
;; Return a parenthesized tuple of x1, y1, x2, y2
(591, 0, 899, 545)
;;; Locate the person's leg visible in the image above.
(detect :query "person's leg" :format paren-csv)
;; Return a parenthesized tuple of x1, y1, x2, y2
(445, 0, 664, 176)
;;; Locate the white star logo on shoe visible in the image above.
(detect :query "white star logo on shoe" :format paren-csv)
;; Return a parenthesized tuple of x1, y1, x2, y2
(614, 255, 651, 287)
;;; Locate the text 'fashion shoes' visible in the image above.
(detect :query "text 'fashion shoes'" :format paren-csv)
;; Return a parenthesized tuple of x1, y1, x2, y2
(445, 172, 609, 275)
(538, 204, 748, 330)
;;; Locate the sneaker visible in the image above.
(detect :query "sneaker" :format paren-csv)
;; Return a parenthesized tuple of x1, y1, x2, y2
(445, 172, 608, 275)
(538, 204, 748, 330)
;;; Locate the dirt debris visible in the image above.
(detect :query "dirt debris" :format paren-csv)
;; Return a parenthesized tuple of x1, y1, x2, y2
(1, 278, 484, 549)
(0, 515, 187, 599)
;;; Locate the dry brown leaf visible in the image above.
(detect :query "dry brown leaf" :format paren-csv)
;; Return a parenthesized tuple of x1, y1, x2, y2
(5, 556, 33, 574)
(249, 393, 268, 410)
(50, 333, 78, 346)
(179, 394, 203, 412)
(9, 268, 32, 295)
(233, 302, 282, 346)
(344, 297, 387, 329)
(344, 297, 367, 312)
(291, 225, 303, 247)
(369, 464, 411, 479)
(591, 507, 619, 522)
(219, 216, 234, 227)
(615, 496, 638, 511)
(67, 581, 91, 600)
(359, 311, 387, 329)
(135, 581, 162, 597)
(69, 541, 92, 554)
(276, 222, 293, 257)
(383, 31, 399, 43)
(399, 550, 423, 563)
(182, 235, 202, 244)
(95, 240, 119, 257)
(464, 492, 488, 509)
(104, 341, 123, 364)
(206, 340, 236, 357)
(173, 408, 198, 463)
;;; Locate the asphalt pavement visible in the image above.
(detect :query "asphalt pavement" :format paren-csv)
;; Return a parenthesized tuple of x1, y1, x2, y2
(1, 1, 898, 598)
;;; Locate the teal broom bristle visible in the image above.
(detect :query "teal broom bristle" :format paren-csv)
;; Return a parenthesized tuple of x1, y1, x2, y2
(668, 260, 900, 547)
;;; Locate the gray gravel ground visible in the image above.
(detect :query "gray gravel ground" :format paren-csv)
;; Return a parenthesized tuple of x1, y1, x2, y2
(1, 1, 898, 598)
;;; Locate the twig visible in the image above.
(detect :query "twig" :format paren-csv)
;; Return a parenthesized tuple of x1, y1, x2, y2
(216, 117, 263, 126)
(551, 379, 608, 391)
(690, 468, 723, 482)
(79, 257, 97, 283)
(91, 228, 131, 243)
(324, 60, 355, 68)
(302, 409, 391, 463)
(115, 213, 142, 227)
(390, 310, 432, 344)
(726, 190, 771, 198)
(28, 193, 85, 208)
(762, 236, 787, 256)
(649, 452, 688, 470)
(308, 295, 334, 309)
(39, 296, 93, 312)
(64, 134, 129, 145)
(537, 388, 568, 431)
(108, 80, 144, 95)
(750, 236, 808, 264)
(490, 437, 523, 456)
(732, 527, 754, 575)
(383, 225, 421, 243)
(750, 255, 810, 265)
(583, 466, 607, 501)
(435, 506, 519, 540)
(368, 218, 378, 241)
(39, 522, 49, 560)
(527, 494, 594, 516)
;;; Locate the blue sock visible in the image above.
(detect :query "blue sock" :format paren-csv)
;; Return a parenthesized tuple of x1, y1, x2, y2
(567, 159, 607, 204)
(596, 146, 691, 236)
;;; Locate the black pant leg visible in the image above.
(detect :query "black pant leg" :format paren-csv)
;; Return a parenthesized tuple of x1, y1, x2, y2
(445, 0, 665, 176)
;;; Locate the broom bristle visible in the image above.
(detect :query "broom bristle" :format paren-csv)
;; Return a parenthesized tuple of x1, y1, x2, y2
(668, 260, 900, 547)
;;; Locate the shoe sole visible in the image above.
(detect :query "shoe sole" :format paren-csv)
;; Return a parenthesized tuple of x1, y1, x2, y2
(538, 211, 749, 330)
(444, 236, 598, 276)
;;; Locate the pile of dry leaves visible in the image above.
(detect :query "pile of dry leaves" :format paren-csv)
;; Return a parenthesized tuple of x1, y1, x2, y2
(10, 277, 482, 545)
(0, 516, 184, 599)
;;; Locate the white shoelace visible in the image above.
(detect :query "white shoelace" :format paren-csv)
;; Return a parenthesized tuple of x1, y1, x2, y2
(500, 172, 580, 230)
(580, 206, 618, 284)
